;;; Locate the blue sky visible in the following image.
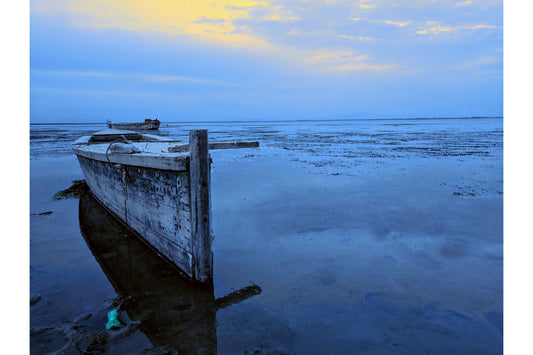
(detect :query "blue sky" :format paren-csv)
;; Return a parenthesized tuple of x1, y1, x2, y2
(30, 0, 503, 123)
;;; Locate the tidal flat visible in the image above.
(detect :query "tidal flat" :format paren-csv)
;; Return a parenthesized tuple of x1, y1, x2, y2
(30, 118, 503, 354)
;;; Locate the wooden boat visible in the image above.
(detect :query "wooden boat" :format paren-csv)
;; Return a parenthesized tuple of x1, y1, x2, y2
(107, 118, 160, 130)
(72, 128, 258, 283)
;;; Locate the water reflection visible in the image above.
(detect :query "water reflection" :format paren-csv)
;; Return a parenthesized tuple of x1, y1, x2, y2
(78, 191, 261, 353)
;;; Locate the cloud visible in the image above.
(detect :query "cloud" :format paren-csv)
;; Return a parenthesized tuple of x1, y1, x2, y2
(32, 69, 241, 87)
(452, 1, 472, 8)
(454, 54, 501, 70)
(264, 14, 299, 21)
(415, 21, 498, 36)
(31, 86, 158, 98)
(464, 24, 497, 30)
(308, 49, 394, 71)
(474, 56, 499, 64)
(357, 0, 376, 9)
(337, 34, 376, 41)
(383, 20, 410, 27)
(259, 4, 300, 21)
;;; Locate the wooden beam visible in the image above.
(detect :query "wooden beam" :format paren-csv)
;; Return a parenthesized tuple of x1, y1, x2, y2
(72, 146, 189, 171)
(189, 129, 213, 283)
(168, 141, 259, 153)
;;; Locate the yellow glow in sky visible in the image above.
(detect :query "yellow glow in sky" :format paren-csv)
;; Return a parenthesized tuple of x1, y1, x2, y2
(37, 0, 273, 48)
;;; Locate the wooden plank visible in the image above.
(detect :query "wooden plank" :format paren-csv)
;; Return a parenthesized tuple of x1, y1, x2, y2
(189, 129, 213, 283)
(72, 146, 189, 171)
(73, 139, 185, 146)
(89, 132, 143, 142)
(168, 141, 259, 153)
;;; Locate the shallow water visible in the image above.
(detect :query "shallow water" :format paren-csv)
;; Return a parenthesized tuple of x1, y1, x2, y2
(30, 118, 503, 354)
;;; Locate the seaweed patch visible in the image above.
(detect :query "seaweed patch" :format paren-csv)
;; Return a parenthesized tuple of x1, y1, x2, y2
(52, 180, 90, 200)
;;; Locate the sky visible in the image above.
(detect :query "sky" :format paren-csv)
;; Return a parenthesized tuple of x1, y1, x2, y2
(29, 0, 503, 123)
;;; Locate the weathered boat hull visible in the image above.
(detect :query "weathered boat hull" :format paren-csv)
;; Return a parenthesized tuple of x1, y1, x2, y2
(72, 129, 213, 282)
(76, 156, 197, 276)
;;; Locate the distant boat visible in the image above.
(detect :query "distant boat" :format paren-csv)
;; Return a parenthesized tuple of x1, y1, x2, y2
(107, 118, 161, 130)
(72, 128, 259, 283)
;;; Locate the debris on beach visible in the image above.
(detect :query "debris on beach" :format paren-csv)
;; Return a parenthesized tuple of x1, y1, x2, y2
(30, 294, 42, 306)
(31, 211, 53, 216)
(105, 309, 124, 330)
(215, 284, 262, 310)
(52, 180, 89, 200)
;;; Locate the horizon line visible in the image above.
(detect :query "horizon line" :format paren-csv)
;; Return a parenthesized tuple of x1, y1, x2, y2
(30, 116, 503, 125)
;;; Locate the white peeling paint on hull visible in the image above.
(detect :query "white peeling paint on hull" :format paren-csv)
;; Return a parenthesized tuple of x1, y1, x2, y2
(73, 129, 213, 283)
(76, 156, 196, 278)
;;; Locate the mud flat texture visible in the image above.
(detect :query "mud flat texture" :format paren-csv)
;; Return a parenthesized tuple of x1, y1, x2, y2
(30, 118, 502, 354)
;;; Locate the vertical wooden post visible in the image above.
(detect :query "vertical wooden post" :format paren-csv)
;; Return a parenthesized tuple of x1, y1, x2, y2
(189, 129, 213, 283)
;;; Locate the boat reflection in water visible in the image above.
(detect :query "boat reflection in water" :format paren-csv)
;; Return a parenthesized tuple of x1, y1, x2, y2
(78, 191, 261, 353)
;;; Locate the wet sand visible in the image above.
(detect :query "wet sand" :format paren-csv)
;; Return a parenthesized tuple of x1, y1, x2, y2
(30, 118, 503, 354)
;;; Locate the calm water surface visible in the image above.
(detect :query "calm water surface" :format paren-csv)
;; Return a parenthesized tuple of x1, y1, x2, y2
(30, 118, 503, 354)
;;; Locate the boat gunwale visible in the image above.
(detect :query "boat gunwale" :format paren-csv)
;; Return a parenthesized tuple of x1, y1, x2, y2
(72, 131, 190, 171)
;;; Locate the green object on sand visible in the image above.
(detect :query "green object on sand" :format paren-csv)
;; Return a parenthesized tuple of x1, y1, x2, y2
(105, 309, 124, 330)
